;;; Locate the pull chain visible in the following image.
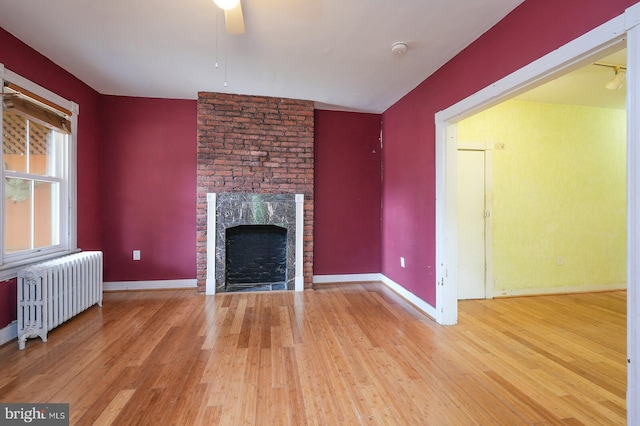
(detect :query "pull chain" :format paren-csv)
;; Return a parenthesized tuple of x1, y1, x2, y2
(224, 33, 228, 87)
(215, 11, 219, 69)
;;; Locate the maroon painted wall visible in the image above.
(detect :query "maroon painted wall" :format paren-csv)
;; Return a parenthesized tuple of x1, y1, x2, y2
(0, 28, 102, 328)
(381, 0, 640, 305)
(314, 110, 382, 275)
(100, 96, 197, 282)
(0, 279, 16, 328)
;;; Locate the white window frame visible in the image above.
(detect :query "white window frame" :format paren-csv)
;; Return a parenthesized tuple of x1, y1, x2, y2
(0, 64, 78, 280)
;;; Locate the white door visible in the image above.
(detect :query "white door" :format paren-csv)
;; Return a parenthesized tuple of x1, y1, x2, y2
(457, 149, 486, 299)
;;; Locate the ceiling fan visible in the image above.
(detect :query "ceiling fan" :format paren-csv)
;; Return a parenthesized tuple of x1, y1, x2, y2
(213, 0, 245, 35)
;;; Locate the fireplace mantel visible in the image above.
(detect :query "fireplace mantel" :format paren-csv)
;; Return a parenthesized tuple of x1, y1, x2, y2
(206, 193, 304, 294)
(196, 93, 314, 291)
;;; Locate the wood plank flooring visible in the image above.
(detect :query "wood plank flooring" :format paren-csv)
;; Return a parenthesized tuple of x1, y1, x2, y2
(0, 283, 626, 425)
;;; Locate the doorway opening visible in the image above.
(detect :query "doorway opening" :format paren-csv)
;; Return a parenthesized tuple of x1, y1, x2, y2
(434, 7, 640, 421)
(455, 49, 627, 301)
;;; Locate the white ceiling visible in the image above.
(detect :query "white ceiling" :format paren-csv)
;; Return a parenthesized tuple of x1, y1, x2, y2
(0, 0, 526, 113)
(515, 49, 627, 110)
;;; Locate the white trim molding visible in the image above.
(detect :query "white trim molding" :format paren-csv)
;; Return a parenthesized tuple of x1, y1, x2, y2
(492, 283, 626, 298)
(295, 194, 304, 292)
(103, 279, 197, 292)
(206, 193, 217, 295)
(625, 3, 640, 423)
(313, 273, 439, 322)
(313, 273, 383, 284)
(380, 275, 438, 321)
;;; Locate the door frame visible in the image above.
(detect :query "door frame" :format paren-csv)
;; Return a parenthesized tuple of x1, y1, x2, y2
(434, 4, 640, 422)
(457, 142, 494, 299)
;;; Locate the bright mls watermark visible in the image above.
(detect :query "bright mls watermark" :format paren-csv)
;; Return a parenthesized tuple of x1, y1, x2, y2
(0, 404, 68, 425)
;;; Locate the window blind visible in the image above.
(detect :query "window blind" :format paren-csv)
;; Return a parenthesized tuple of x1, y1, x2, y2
(2, 82, 71, 133)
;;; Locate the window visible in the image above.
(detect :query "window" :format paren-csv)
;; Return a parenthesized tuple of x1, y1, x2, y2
(1, 66, 77, 277)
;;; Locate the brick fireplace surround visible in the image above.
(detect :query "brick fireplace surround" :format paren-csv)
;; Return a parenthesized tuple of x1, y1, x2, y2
(196, 92, 314, 291)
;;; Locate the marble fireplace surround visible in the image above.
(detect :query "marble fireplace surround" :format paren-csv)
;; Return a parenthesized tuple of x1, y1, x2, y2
(206, 193, 304, 294)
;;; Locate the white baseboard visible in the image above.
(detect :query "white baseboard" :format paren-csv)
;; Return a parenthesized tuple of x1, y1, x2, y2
(492, 282, 627, 298)
(104, 279, 198, 291)
(0, 321, 17, 347)
(380, 275, 438, 321)
(312, 273, 383, 284)
(312, 273, 438, 321)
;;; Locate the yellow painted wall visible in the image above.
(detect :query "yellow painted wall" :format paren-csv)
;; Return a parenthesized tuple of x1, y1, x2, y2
(458, 100, 626, 292)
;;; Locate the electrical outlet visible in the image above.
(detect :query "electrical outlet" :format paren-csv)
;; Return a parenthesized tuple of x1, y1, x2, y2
(556, 256, 563, 266)
(133, 250, 141, 261)
(400, 257, 405, 268)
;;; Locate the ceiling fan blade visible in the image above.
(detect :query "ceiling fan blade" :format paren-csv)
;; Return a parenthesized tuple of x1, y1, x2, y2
(225, 1, 245, 34)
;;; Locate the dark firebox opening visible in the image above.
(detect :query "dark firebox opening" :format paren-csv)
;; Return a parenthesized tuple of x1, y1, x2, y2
(225, 225, 287, 291)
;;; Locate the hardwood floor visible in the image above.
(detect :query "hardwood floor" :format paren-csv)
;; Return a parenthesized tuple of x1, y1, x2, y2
(0, 283, 626, 425)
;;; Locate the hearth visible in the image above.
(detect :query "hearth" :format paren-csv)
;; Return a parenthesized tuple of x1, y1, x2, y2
(206, 193, 304, 294)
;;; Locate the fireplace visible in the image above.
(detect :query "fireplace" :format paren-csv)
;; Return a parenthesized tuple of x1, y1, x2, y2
(225, 225, 287, 292)
(196, 93, 314, 291)
(206, 193, 304, 294)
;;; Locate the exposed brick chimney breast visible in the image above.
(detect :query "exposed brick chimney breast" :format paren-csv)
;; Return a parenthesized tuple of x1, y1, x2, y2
(196, 92, 314, 290)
